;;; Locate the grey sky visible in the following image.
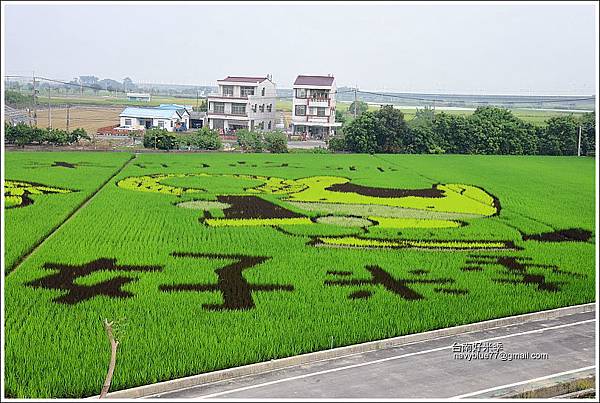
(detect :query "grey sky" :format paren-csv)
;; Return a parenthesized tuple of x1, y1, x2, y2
(3, 2, 597, 94)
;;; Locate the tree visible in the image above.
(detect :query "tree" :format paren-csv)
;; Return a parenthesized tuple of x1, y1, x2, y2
(579, 112, 596, 156)
(79, 75, 98, 86)
(69, 128, 90, 143)
(328, 135, 347, 152)
(342, 111, 379, 153)
(194, 100, 208, 112)
(5, 90, 32, 107)
(264, 130, 288, 153)
(193, 127, 222, 150)
(122, 77, 135, 91)
(143, 128, 176, 150)
(236, 129, 264, 152)
(348, 100, 368, 116)
(43, 128, 70, 145)
(335, 109, 346, 125)
(373, 105, 410, 153)
(539, 115, 579, 155)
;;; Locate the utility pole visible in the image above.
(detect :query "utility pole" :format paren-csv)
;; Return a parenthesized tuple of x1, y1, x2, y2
(66, 104, 70, 133)
(196, 89, 199, 110)
(48, 88, 52, 129)
(577, 125, 582, 157)
(32, 72, 37, 127)
(353, 86, 358, 118)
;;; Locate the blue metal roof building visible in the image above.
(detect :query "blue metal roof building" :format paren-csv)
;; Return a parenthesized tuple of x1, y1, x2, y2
(120, 107, 180, 119)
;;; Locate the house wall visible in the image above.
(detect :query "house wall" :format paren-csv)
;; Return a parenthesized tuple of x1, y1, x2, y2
(208, 79, 277, 132)
(119, 113, 187, 133)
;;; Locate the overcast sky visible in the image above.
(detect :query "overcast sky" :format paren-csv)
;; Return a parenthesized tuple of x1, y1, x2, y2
(3, 2, 597, 94)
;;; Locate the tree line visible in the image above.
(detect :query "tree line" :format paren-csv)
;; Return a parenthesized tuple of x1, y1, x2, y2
(332, 105, 596, 156)
(143, 127, 288, 153)
(5, 123, 90, 147)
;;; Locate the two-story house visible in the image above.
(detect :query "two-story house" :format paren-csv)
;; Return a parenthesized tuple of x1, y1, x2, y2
(291, 75, 342, 140)
(206, 76, 277, 133)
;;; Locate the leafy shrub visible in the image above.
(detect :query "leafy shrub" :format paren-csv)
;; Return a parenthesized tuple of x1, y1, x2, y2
(263, 130, 288, 153)
(328, 136, 347, 152)
(236, 129, 264, 152)
(143, 128, 176, 150)
(5, 123, 89, 147)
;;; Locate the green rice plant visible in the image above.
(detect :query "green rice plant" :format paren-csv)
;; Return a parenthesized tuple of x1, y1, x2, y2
(4, 152, 132, 272)
(3, 152, 595, 398)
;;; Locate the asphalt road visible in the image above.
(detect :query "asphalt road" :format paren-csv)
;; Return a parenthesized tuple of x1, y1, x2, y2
(152, 309, 596, 399)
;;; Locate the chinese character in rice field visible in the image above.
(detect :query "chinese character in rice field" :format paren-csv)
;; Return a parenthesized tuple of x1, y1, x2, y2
(463, 255, 586, 292)
(4, 180, 75, 209)
(159, 252, 293, 311)
(25, 258, 163, 304)
(325, 266, 465, 300)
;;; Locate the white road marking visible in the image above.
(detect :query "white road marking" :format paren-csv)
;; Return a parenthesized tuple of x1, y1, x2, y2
(195, 319, 595, 399)
(451, 365, 596, 399)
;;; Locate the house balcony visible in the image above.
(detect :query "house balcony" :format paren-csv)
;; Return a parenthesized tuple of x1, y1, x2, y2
(207, 111, 249, 120)
(306, 115, 331, 124)
(307, 98, 330, 108)
(208, 93, 249, 101)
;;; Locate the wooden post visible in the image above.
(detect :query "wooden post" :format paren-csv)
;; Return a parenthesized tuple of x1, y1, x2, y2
(99, 320, 119, 398)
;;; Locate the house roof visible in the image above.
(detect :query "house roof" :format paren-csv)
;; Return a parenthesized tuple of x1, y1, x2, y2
(219, 76, 267, 83)
(294, 75, 335, 86)
(120, 107, 178, 119)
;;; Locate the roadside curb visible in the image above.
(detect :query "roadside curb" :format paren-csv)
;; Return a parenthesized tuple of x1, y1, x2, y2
(470, 368, 596, 398)
(98, 303, 596, 399)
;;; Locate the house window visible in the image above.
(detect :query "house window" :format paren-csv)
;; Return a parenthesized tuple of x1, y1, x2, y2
(312, 90, 329, 100)
(296, 88, 306, 98)
(171, 121, 174, 128)
(317, 107, 326, 117)
(158, 121, 165, 128)
(295, 105, 306, 116)
(213, 102, 225, 113)
(261, 87, 265, 96)
(124, 118, 132, 126)
(267, 104, 272, 112)
(259, 104, 265, 113)
(241, 86, 255, 97)
(222, 86, 234, 97)
(295, 125, 306, 134)
(231, 103, 246, 115)
(268, 121, 272, 130)
(252, 104, 257, 112)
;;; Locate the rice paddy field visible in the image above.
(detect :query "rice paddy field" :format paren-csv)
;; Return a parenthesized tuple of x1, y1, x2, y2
(3, 151, 596, 398)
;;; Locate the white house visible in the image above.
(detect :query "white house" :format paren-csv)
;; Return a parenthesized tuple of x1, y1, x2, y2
(119, 104, 190, 132)
(291, 75, 342, 140)
(126, 92, 152, 102)
(206, 76, 277, 133)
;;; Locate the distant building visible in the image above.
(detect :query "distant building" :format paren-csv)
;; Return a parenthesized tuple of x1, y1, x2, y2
(189, 111, 206, 129)
(291, 75, 341, 140)
(119, 105, 189, 132)
(127, 92, 152, 102)
(206, 76, 277, 133)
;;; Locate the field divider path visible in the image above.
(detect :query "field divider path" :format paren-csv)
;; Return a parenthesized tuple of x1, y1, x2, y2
(6, 153, 136, 275)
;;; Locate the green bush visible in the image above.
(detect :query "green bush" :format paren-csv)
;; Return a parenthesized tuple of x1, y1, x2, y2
(143, 128, 176, 150)
(5, 123, 89, 147)
(194, 127, 222, 150)
(236, 129, 264, 152)
(328, 136, 347, 152)
(263, 130, 288, 153)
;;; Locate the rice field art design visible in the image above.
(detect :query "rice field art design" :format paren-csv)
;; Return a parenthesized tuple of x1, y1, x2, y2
(117, 173, 512, 251)
(4, 180, 76, 209)
(4, 153, 595, 398)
